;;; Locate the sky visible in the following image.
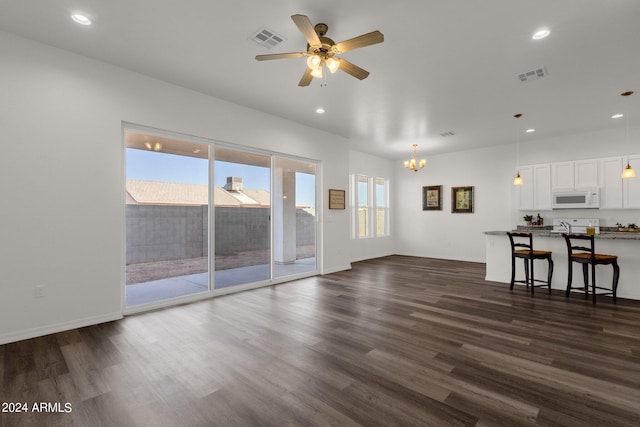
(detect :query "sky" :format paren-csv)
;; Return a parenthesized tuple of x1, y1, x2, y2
(126, 148, 316, 207)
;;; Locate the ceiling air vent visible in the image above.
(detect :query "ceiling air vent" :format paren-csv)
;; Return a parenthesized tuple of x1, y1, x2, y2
(250, 27, 286, 49)
(440, 131, 456, 137)
(517, 67, 547, 83)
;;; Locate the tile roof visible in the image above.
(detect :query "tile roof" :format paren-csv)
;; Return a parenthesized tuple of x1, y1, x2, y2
(126, 180, 272, 207)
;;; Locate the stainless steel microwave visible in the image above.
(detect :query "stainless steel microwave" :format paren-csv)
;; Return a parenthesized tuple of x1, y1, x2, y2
(552, 188, 600, 209)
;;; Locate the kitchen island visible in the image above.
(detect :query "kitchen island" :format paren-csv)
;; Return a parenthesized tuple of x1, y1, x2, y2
(484, 229, 640, 300)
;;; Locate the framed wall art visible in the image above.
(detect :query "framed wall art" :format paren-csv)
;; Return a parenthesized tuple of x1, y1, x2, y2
(422, 185, 442, 211)
(451, 186, 474, 213)
(328, 189, 346, 209)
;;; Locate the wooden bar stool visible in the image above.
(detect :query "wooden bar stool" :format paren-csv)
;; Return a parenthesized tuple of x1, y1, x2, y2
(563, 234, 619, 304)
(507, 232, 554, 294)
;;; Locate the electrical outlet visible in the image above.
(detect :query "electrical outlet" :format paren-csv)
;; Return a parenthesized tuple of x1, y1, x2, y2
(35, 285, 46, 298)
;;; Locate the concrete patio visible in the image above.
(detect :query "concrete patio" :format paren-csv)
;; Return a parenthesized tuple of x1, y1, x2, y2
(125, 257, 316, 307)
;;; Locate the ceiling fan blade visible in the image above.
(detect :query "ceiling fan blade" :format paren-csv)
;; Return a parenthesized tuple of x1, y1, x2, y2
(255, 52, 306, 61)
(334, 30, 384, 53)
(291, 14, 322, 48)
(298, 68, 313, 86)
(339, 59, 370, 80)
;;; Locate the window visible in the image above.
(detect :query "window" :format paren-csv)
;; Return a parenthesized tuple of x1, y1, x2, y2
(351, 174, 389, 239)
(375, 177, 388, 236)
(357, 175, 370, 238)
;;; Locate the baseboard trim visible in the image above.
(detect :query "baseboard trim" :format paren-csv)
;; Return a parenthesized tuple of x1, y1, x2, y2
(0, 312, 124, 345)
(394, 252, 486, 264)
(321, 264, 352, 275)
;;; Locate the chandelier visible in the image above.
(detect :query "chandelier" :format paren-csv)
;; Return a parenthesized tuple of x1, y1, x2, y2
(404, 144, 426, 172)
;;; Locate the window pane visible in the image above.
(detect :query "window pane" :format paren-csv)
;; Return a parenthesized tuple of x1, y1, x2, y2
(125, 130, 210, 307)
(357, 175, 370, 237)
(213, 147, 271, 288)
(273, 157, 317, 279)
(375, 178, 388, 236)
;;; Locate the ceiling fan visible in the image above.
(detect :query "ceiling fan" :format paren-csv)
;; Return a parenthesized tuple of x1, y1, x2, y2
(255, 14, 384, 86)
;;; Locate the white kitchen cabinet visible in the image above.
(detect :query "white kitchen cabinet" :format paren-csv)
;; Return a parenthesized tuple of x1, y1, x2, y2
(516, 164, 550, 210)
(623, 155, 640, 208)
(551, 159, 598, 190)
(574, 159, 599, 189)
(516, 166, 533, 210)
(599, 157, 624, 209)
(551, 161, 574, 190)
(533, 163, 551, 210)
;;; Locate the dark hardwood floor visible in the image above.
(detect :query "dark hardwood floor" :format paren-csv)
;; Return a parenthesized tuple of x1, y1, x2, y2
(2, 255, 640, 426)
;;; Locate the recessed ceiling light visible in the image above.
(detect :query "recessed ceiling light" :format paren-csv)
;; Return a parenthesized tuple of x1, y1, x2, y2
(532, 28, 550, 40)
(612, 113, 624, 119)
(71, 13, 92, 26)
(315, 107, 325, 114)
(525, 128, 535, 133)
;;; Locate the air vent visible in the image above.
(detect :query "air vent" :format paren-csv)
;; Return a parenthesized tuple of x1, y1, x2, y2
(250, 27, 286, 49)
(440, 131, 456, 137)
(518, 67, 547, 83)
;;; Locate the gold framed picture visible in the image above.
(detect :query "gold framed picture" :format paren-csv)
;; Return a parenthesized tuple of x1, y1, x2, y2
(422, 185, 442, 211)
(328, 189, 346, 209)
(451, 186, 474, 213)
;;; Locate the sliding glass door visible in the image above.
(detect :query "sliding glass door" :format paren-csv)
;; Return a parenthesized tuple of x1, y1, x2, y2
(213, 147, 271, 288)
(124, 127, 318, 309)
(125, 130, 210, 307)
(272, 156, 317, 279)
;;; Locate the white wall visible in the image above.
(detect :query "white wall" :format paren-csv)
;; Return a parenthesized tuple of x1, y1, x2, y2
(394, 145, 514, 262)
(0, 32, 351, 344)
(349, 150, 396, 262)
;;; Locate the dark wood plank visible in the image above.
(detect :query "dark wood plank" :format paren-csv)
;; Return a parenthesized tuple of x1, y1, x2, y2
(2, 255, 640, 426)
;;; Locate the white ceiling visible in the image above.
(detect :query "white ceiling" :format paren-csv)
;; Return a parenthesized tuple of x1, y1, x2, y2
(1, 0, 638, 160)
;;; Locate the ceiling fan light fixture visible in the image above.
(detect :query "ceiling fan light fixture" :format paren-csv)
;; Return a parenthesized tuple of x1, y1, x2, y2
(310, 66, 323, 78)
(325, 57, 340, 73)
(306, 55, 321, 69)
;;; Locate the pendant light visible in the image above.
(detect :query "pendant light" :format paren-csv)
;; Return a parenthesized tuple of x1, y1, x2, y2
(513, 113, 523, 185)
(621, 91, 636, 179)
(404, 144, 426, 172)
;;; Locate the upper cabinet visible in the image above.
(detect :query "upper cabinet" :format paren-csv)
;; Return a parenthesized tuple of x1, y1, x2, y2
(533, 164, 552, 210)
(516, 166, 534, 210)
(599, 157, 624, 209)
(518, 155, 639, 211)
(551, 161, 574, 190)
(516, 164, 550, 211)
(551, 159, 598, 190)
(623, 155, 640, 208)
(574, 159, 599, 188)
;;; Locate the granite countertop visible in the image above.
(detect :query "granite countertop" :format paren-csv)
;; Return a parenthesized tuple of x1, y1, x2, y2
(484, 229, 640, 240)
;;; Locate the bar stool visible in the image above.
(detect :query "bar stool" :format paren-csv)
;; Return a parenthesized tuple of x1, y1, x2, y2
(563, 234, 619, 304)
(507, 232, 554, 294)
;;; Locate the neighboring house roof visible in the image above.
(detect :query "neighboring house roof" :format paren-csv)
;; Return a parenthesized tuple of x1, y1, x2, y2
(126, 180, 275, 207)
(127, 180, 209, 205)
(242, 188, 271, 206)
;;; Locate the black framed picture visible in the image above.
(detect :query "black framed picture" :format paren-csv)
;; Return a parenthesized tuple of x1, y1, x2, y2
(422, 185, 442, 211)
(451, 186, 474, 213)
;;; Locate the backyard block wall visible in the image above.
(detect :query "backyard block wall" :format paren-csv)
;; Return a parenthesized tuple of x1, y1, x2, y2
(126, 205, 315, 264)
